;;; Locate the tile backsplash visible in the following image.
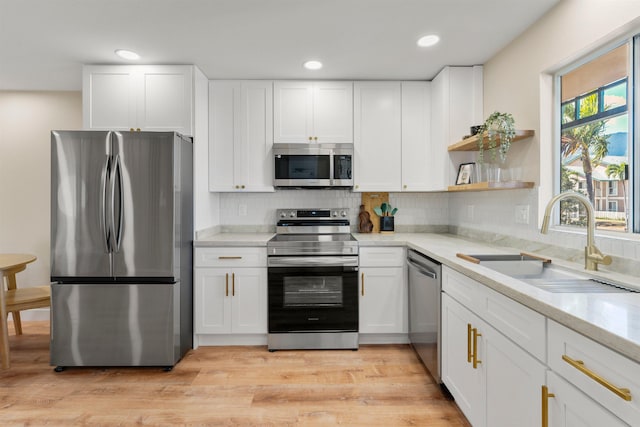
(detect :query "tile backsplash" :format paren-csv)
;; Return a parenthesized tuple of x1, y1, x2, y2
(218, 190, 450, 232)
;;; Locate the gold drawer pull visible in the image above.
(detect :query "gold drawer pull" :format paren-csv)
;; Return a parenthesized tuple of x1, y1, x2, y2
(467, 323, 472, 363)
(225, 273, 229, 297)
(232, 272, 235, 296)
(562, 355, 632, 401)
(218, 256, 242, 260)
(541, 385, 555, 427)
(361, 273, 365, 296)
(472, 328, 482, 369)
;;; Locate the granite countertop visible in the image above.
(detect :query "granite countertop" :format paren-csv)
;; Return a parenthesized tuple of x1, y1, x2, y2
(195, 231, 640, 363)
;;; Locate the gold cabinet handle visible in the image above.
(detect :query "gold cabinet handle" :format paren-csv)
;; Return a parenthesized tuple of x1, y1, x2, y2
(308, 136, 313, 141)
(225, 273, 229, 297)
(472, 328, 482, 369)
(541, 385, 555, 427)
(130, 128, 135, 132)
(467, 323, 473, 363)
(241, 185, 245, 189)
(403, 184, 407, 189)
(232, 272, 235, 296)
(218, 256, 242, 260)
(562, 354, 632, 401)
(136, 128, 141, 132)
(361, 272, 365, 296)
(313, 136, 318, 141)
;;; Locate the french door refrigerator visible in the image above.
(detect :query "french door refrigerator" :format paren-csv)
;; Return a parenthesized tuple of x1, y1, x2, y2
(50, 130, 193, 369)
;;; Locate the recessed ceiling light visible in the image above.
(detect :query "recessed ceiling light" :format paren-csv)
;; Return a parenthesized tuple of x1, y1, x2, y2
(115, 49, 140, 60)
(303, 60, 323, 70)
(417, 35, 440, 48)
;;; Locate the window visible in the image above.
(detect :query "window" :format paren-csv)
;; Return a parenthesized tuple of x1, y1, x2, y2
(558, 42, 631, 233)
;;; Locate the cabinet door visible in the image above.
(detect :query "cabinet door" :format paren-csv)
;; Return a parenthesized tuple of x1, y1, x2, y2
(359, 267, 406, 334)
(484, 320, 546, 427)
(273, 81, 313, 143)
(235, 81, 274, 191)
(194, 268, 232, 334)
(353, 82, 402, 192)
(208, 81, 238, 191)
(401, 82, 434, 191)
(83, 66, 136, 130)
(313, 81, 353, 143)
(547, 372, 627, 427)
(231, 268, 267, 334)
(441, 293, 484, 426)
(137, 66, 193, 135)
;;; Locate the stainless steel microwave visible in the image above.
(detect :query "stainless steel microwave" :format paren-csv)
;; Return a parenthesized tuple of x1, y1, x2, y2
(273, 143, 353, 189)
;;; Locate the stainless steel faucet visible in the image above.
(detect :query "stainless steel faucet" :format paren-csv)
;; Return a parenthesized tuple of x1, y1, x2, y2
(541, 192, 612, 271)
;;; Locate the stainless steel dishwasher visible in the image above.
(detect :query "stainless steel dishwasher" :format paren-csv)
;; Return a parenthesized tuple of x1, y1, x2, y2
(407, 249, 442, 383)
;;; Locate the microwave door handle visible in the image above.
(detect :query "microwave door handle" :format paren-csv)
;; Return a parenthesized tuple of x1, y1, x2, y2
(329, 150, 334, 186)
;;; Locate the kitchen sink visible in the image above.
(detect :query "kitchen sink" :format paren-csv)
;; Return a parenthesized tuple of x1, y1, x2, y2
(458, 253, 639, 293)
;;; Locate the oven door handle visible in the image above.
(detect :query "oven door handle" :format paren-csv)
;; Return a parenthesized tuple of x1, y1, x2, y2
(268, 256, 359, 267)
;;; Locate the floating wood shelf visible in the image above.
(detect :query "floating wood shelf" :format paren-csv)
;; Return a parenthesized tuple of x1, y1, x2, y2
(447, 181, 535, 192)
(448, 130, 535, 152)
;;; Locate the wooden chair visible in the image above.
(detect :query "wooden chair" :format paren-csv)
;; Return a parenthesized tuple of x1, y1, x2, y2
(0, 254, 50, 368)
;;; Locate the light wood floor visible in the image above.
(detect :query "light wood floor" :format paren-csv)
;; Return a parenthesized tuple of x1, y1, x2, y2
(1, 322, 471, 426)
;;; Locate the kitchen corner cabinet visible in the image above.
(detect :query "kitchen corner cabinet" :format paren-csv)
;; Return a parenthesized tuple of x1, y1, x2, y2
(193, 248, 267, 336)
(358, 247, 407, 339)
(353, 82, 402, 192)
(441, 266, 547, 427)
(273, 81, 353, 144)
(83, 65, 199, 136)
(431, 66, 483, 190)
(208, 80, 274, 192)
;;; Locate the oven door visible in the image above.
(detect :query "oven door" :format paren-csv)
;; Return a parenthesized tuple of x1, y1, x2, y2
(268, 264, 358, 333)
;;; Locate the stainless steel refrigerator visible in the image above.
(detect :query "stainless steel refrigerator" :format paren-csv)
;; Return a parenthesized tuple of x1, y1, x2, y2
(49, 130, 193, 369)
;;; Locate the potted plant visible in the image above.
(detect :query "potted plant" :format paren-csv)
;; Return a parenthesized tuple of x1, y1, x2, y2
(476, 111, 516, 164)
(373, 202, 398, 233)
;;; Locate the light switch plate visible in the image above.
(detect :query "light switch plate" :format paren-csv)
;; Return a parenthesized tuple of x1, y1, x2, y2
(515, 205, 529, 224)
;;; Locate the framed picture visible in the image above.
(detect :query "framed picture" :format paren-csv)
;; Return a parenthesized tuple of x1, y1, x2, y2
(456, 162, 474, 185)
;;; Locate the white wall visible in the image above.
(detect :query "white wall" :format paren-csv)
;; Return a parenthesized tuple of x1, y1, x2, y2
(449, 0, 640, 272)
(0, 91, 82, 305)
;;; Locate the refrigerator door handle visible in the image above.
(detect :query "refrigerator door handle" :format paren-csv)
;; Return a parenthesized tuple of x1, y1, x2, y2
(111, 154, 124, 253)
(100, 155, 112, 253)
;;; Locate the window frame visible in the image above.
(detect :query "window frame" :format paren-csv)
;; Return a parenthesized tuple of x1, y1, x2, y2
(555, 37, 635, 234)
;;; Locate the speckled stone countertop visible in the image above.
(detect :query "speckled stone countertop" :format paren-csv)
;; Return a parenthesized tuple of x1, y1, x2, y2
(195, 231, 640, 363)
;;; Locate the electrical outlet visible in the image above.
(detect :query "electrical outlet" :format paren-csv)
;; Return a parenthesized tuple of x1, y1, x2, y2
(515, 205, 529, 224)
(238, 204, 247, 216)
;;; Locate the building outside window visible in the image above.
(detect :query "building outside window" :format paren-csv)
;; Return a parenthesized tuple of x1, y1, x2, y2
(559, 42, 631, 232)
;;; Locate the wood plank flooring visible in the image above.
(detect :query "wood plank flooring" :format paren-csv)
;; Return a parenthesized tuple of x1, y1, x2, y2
(0, 322, 471, 426)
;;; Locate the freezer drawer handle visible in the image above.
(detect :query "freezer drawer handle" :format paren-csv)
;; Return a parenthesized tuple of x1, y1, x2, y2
(562, 354, 632, 401)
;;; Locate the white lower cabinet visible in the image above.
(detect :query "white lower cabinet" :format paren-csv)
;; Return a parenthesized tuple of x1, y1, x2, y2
(546, 371, 628, 427)
(194, 267, 266, 334)
(193, 247, 267, 345)
(442, 293, 546, 427)
(358, 247, 407, 340)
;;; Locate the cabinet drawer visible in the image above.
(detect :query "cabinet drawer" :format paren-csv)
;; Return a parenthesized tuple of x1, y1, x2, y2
(359, 247, 405, 267)
(481, 286, 546, 362)
(194, 247, 266, 268)
(442, 266, 481, 314)
(548, 320, 640, 426)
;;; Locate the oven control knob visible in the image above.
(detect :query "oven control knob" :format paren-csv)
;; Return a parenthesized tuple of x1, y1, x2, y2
(280, 212, 287, 218)
(332, 211, 338, 217)
(289, 211, 296, 218)
(340, 210, 347, 217)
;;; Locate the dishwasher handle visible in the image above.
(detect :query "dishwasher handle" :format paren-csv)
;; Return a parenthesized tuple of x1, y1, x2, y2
(407, 258, 437, 279)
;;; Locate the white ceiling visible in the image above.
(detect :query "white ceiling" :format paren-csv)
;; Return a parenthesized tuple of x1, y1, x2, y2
(0, 0, 560, 91)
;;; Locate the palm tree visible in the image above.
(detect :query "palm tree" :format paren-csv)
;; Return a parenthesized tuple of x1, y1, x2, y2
(606, 162, 628, 230)
(561, 96, 609, 205)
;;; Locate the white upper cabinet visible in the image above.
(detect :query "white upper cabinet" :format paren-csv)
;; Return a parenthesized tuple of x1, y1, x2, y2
(430, 66, 483, 189)
(83, 65, 198, 136)
(353, 81, 402, 192)
(401, 81, 433, 191)
(273, 81, 353, 143)
(208, 80, 274, 192)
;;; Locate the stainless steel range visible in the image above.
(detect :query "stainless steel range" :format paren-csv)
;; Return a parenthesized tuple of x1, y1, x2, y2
(267, 208, 359, 351)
